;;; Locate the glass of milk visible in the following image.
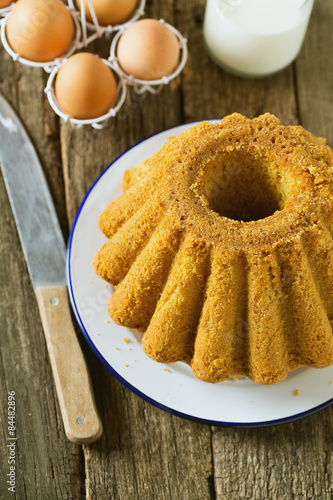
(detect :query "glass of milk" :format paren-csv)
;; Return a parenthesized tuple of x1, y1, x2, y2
(203, 0, 315, 78)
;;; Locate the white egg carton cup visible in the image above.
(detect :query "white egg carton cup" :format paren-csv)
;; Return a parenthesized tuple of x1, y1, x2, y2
(0, 7, 82, 72)
(44, 58, 127, 129)
(67, 0, 146, 46)
(109, 19, 188, 95)
(0, 0, 187, 127)
(0, 2, 14, 18)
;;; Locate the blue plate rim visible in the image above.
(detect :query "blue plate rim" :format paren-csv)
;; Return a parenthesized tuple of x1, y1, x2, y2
(66, 120, 333, 428)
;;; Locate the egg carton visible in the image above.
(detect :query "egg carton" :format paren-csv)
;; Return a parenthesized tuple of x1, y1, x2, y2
(67, 0, 146, 46)
(45, 58, 127, 129)
(109, 19, 188, 95)
(0, 7, 82, 72)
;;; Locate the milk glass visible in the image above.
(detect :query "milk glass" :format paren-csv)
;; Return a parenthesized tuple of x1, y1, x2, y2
(203, 0, 315, 78)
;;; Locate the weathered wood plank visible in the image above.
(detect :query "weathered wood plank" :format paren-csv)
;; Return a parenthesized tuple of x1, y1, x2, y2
(295, 0, 333, 143)
(83, 365, 213, 500)
(178, 1, 333, 500)
(0, 34, 82, 499)
(0, 173, 81, 499)
(1, 0, 333, 499)
(177, 0, 298, 125)
(212, 409, 333, 500)
(60, 2, 213, 499)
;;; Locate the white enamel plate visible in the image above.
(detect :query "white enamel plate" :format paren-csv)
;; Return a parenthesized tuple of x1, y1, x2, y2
(67, 121, 333, 427)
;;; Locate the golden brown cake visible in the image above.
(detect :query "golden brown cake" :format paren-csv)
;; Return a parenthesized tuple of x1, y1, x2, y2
(93, 113, 333, 384)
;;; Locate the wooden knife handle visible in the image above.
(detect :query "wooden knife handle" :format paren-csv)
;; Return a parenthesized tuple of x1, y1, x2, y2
(36, 285, 103, 444)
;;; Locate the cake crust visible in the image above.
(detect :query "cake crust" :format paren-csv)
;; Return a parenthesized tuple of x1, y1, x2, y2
(93, 113, 333, 384)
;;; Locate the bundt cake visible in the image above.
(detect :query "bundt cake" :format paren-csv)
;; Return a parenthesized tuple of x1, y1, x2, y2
(93, 113, 333, 384)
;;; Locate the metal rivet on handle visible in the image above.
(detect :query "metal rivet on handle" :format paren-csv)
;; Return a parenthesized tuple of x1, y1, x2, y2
(75, 417, 84, 425)
(50, 297, 59, 305)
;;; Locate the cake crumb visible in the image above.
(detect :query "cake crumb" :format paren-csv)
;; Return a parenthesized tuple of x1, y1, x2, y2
(94, 332, 101, 336)
(163, 368, 170, 372)
(127, 347, 132, 351)
(115, 347, 120, 351)
(249, 400, 253, 403)
(105, 319, 110, 324)
(293, 389, 300, 397)
(124, 364, 129, 367)
(123, 337, 130, 343)
(329, 381, 333, 385)
(133, 359, 136, 363)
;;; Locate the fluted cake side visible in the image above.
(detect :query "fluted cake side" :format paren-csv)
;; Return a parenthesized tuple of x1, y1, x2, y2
(93, 113, 333, 384)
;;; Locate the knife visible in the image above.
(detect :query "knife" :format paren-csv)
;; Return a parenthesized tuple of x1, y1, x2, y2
(0, 94, 102, 444)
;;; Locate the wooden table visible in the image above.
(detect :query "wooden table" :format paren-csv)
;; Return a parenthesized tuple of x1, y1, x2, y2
(1, 1, 332, 499)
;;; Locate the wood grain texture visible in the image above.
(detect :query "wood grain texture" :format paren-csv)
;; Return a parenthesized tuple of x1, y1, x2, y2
(212, 410, 333, 500)
(1, 0, 333, 499)
(295, 0, 333, 143)
(83, 366, 213, 500)
(198, 0, 333, 498)
(0, 174, 81, 499)
(177, 0, 298, 125)
(0, 18, 83, 499)
(64, 2, 213, 498)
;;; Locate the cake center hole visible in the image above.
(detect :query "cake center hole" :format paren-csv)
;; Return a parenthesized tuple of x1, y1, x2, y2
(202, 151, 288, 222)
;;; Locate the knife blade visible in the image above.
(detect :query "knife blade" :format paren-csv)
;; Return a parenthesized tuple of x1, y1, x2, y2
(0, 94, 102, 444)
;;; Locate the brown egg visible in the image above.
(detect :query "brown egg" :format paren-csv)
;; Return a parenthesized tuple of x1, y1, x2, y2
(6, 0, 74, 63)
(55, 53, 117, 120)
(77, 0, 136, 27)
(0, 0, 14, 8)
(117, 19, 180, 81)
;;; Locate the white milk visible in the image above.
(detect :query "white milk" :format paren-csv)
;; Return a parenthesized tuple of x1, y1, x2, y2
(203, 0, 315, 77)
